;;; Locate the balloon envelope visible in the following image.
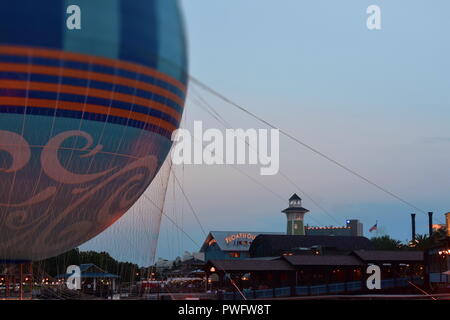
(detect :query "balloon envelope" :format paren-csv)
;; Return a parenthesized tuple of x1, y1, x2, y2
(0, 0, 187, 261)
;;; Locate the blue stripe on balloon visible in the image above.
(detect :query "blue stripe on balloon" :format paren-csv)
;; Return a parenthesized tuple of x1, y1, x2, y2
(0, 89, 180, 127)
(0, 72, 184, 115)
(0, 54, 186, 99)
(0, 106, 172, 139)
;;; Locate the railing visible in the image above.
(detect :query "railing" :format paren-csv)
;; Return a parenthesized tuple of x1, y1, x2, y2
(381, 279, 395, 289)
(295, 286, 309, 296)
(222, 292, 235, 300)
(328, 282, 346, 293)
(222, 276, 424, 300)
(254, 289, 273, 299)
(274, 287, 291, 297)
(309, 284, 327, 295)
(430, 272, 449, 283)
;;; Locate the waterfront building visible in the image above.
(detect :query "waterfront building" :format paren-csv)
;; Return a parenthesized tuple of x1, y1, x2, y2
(425, 212, 450, 290)
(205, 250, 425, 297)
(199, 231, 283, 261)
(305, 220, 364, 237)
(249, 234, 373, 257)
(282, 194, 363, 236)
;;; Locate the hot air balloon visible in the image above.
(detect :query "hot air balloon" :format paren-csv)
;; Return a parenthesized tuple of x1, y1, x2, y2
(0, 0, 188, 261)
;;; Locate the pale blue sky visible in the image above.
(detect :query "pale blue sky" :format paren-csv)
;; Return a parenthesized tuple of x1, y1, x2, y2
(158, 0, 450, 259)
(86, 1, 450, 264)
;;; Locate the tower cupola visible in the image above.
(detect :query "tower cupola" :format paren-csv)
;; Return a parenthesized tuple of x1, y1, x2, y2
(282, 193, 309, 235)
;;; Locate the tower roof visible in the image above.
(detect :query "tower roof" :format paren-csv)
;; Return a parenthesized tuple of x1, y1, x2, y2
(289, 193, 302, 201)
(282, 207, 309, 214)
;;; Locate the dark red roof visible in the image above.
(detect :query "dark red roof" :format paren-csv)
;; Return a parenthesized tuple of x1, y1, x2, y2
(352, 250, 424, 262)
(208, 259, 295, 272)
(283, 255, 364, 266)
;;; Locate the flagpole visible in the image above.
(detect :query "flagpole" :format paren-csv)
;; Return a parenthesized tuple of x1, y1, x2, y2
(376, 220, 378, 236)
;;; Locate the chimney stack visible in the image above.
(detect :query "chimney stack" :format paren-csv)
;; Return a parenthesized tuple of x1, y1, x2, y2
(428, 212, 433, 237)
(411, 213, 416, 242)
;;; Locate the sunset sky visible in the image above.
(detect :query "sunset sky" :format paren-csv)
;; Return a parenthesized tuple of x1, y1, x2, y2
(83, 0, 450, 265)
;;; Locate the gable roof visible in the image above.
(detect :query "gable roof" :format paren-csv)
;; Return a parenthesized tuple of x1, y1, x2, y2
(250, 235, 373, 257)
(352, 250, 424, 262)
(200, 231, 283, 252)
(55, 263, 120, 279)
(80, 264, 96, 272)
(283, 255, 364, 266)
(208, 259, 295, 272)
(289, 193, 302, 201)
(56, 272, 120, 279)
(181, 258, 205, 266)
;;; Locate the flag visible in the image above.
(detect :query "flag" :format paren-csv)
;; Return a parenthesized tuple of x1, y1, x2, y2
(369, 222, 378, 232)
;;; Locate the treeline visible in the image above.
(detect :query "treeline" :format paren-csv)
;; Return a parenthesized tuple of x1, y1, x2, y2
(370, 229, 446, 251)
(34, 248, 142, 282)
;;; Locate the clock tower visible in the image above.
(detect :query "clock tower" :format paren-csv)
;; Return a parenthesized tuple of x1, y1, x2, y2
(282, 194, 309, 235)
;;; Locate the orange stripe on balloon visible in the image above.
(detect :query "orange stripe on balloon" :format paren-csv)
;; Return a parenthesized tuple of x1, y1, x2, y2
(0, 97, 177, 133)
(0, 62, 184, 107)
(0, 80, 182, 123)
(0, 45, 187, 94)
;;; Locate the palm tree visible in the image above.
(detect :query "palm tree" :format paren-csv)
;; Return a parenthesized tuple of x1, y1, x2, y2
(431, 227, 447, 242)
(370, 235, 404, 250)
(408, 234, 432, 250)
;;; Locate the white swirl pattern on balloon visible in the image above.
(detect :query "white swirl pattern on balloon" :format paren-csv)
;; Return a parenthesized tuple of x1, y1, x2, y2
(0, 130, 31, 172)
(0, 129, 160, 260)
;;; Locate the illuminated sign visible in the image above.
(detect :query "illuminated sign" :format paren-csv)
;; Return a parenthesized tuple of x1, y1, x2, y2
(305, 227, 351, 230)
(225, 233, 257, 244)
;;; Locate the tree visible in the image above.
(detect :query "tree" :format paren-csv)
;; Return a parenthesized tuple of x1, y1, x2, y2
(370, 235, 404, 250)
(407, 234, 432, 251)
(431, 227, 447, 242)
(409, 231, 446, 251)
(34, 248, 141, 282)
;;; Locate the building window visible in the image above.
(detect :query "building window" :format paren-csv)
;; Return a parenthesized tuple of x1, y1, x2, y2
(229, 252, 240, 258)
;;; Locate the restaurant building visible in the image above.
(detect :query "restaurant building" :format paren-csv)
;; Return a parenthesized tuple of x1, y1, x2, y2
(199, 231, 282, 261)
(305, 219, 364, 237)
(425, 212, 450, 290)
(205, 250, 425, 298)
(249, 234, 373, 257)
(199, 194, 432, 298)
(199, 194, 365, 261)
